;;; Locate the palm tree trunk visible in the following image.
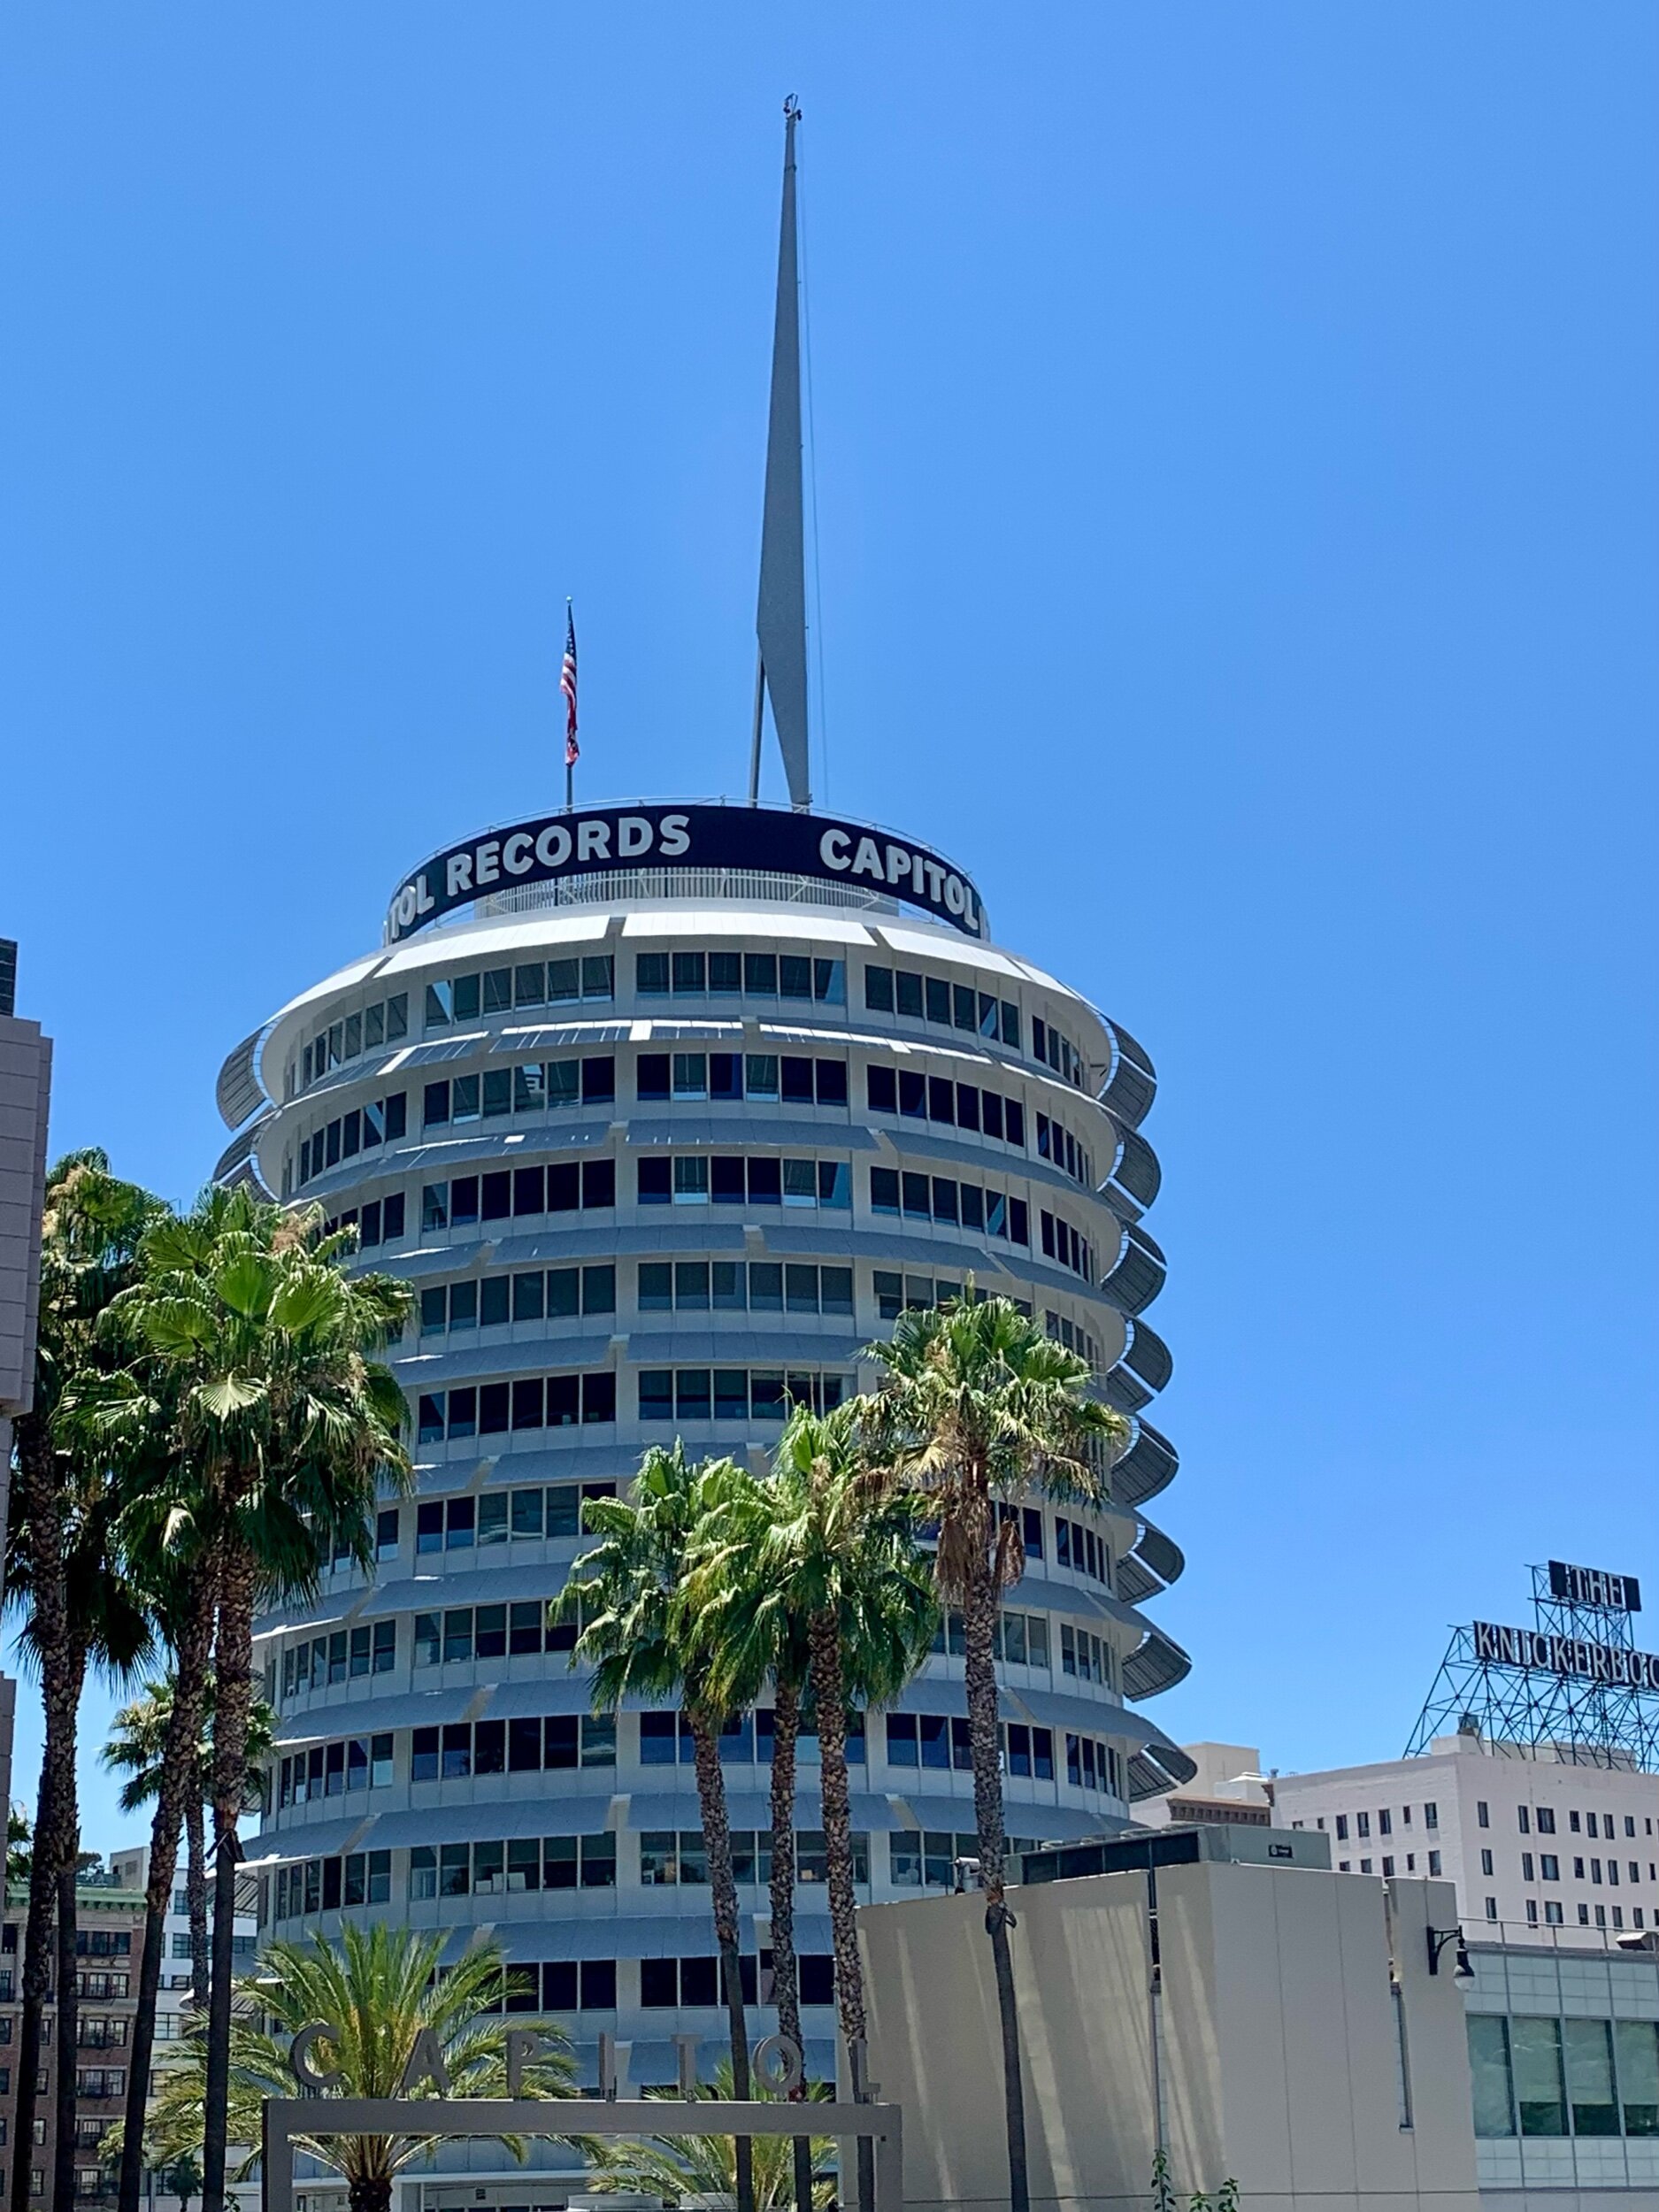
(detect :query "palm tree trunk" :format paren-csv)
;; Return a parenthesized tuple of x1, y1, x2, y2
(808, 1610, 873, 2212)
(119, 1587, 216, 2212)
(687, 1710, 754, 2212)
(201, 1534, 257, 2212)
(346, 2177, 393, 2212)
(766, 1683, 812, 2212)
(9, 1419, 68, 2212)
(185, 1794, 209, 2010)
(53, 1851, 79, 2212)
(962, 1540, 1028, 2212)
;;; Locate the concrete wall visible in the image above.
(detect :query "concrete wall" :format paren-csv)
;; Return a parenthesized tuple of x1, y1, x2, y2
(859, 1863, 1482, 2212)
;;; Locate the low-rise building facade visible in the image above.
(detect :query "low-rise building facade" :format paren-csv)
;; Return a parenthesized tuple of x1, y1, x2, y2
(1275, 1736, 1659, 1946)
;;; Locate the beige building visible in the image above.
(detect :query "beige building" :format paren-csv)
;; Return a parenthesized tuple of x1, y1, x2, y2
(0, 938, 50, 1821)
(859, 1854, 1480, 2212)
(1275, 1735, 1659, 1945)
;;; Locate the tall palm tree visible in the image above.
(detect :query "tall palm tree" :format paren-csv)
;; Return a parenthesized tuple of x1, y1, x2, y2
(4, 1149, 161, 2212)
(109, 1187, 414, 2212)
(565, 1444, 758, 2212)
(680, 1475, 814, 2212)
(702, 1404, 935, 2212)
(102, 1679, 278, 2008)
(864, 1294, 1126, 2212)
(116, 1924, 581, 2212)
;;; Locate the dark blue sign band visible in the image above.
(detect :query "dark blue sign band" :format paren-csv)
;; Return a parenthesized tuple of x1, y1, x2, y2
(385, 804, 987, 944)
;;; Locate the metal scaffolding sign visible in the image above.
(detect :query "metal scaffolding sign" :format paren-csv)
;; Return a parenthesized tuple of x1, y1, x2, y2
(1405, 1561, 1659, 1769)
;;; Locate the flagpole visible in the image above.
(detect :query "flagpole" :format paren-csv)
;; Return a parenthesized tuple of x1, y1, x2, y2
(562, 597, 579, 812)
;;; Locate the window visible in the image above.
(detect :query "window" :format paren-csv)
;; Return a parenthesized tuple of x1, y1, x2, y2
(1480, 1849, 1494, 1877)
(1571, 1810, 1582, 1833)
(1536, 1807, 1555, 1834)
(1468, 2016, 1515, 2137)
(1518, 1805, 1531, 1833)
(1335, 1815, 1348, 1841)
(1356, 1812, 1371, 1839)
(1428, 1850, 1441, 1877)
(1424, 1801, 1438, 1829)
(1478, 1801, 1490, 1829)
(1485, 1897, 1499, 1921)
(1379, 1809, 1393, 1836)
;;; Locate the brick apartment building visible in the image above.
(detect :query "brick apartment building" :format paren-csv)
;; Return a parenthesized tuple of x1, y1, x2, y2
(0, 1884, 147, 2208)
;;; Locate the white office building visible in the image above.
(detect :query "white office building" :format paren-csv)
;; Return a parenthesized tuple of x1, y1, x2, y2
(1276, 1735, 1659, 1945)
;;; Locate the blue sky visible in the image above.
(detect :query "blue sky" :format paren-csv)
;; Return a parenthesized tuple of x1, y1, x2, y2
(3, 7, 1655, 1849)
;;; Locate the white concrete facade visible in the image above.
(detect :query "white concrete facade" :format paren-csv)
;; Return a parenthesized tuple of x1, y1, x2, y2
(1275, 1738, 1659, 1947)
(210, 847, 1191, 2130)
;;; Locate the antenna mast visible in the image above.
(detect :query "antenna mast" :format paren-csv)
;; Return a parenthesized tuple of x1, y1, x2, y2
(750, 95, 811, 810)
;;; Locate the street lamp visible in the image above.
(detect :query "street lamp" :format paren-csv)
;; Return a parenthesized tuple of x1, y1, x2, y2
(1426, 1925, 1473, 1978)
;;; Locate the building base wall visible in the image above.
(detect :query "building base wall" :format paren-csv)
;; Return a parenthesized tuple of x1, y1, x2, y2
(858, 1863, 1484, 2212)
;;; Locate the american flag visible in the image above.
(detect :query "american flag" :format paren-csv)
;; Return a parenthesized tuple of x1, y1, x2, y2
(561, 604, 580, 767)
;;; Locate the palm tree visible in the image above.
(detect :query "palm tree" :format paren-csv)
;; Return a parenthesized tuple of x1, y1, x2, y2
(565, 1444, 759, 2212)
(113, 1924, 581, 2212)
(4, 1149, 161, 2212)
(594, 2062, 836, 2212)
(863, 1294, 1126, 2212)
(700, 1403, 934, 2212)
(108, 1187, 414, 2212)
(103, 1679, 278, 2008)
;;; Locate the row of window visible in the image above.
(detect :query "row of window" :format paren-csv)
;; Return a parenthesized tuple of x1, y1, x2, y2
(868, 1168, 1031, 1245)
(423, 1057, 615, 1128)
(639, 1155, 852, 1210)
(1327, 1802, 1440, 1841)
(1470, 2011, 1659, 2139)
(641, 1830, 868, 1889)
(423, 1160, 618, 1227)
(295, 1091, 408, 1187)
(416, 1371, 618, 1440)
(1338, 1852, 1442, 1878)
(640, 1052, 847, 1106)
(635, 951, 845, 1005)
(1511, 1850, 1653, 1886)
(277, 1736, 395, 1807)
(414, 1365, 849, 1445)
(294, 993, 409, 1094)
(273, 1851, 392, 1919)
(865, 1065, 1028, 1148)
(1040, 1210, 1094, 1283)
(278, 1622, 397, 1698)
(414, 1483, 617, 1551)
(862, 964, 1020, 1048)
(1046, 1310, 1105, 1371)
(1056, 1517, 1110, 1583)
(1518, 1803, 1650, 1839)
(641, 1260, 853, 1317)
(411, 1833, 618, 1897)
(420, 1266, 618, 1333)
(426, 958, 616, 1025)
(412, 1607, 595, 1670)
(641, 1367, 851, 1425)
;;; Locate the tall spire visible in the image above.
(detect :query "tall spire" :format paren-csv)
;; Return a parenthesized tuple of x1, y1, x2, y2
(749, 95, 811, 810)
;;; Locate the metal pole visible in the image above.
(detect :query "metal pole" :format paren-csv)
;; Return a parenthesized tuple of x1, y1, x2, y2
(748, 648, 765, 804)
(565, 757, 573, 812)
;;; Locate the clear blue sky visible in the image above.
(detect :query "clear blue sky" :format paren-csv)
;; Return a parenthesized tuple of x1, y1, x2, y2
(4, 7, 1655, 1850)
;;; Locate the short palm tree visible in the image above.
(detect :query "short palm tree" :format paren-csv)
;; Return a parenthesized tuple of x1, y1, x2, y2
(107, 1187, 414, 2212)
(702, 1403, 935, 2212)
(103, 1678, 277, 2008)
(565, 1444, 758, 2212)
(864, 1294, 1126, 2212)
(119, 1924, 581, 2212)
(4, 1148, 161, 2212)
(594, 2063, 836, 2212)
